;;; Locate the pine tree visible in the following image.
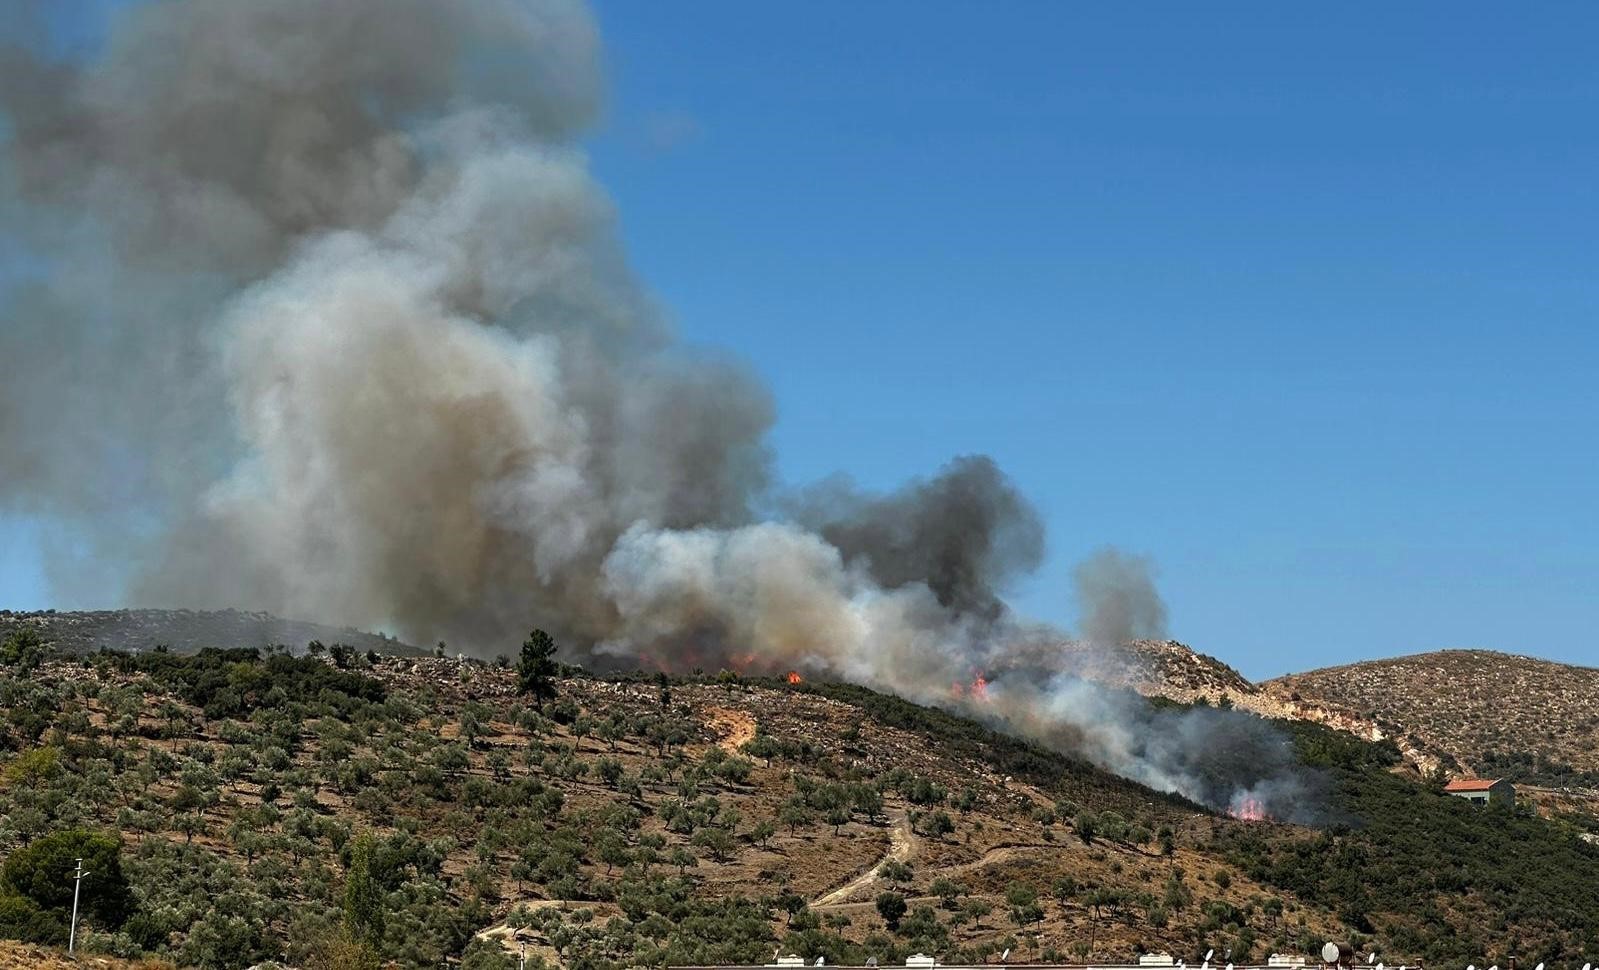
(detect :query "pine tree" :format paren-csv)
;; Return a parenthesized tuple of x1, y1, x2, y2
(517, 628, 561, 708)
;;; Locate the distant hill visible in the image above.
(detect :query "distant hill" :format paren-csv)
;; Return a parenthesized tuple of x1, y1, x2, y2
(0, 607, 424, 658)
(1031, 640, 1599, 789)
(1263, 650, 1599, 785)
(1028, 639, 1431, 766)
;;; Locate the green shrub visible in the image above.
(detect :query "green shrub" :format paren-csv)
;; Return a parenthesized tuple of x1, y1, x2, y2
(0, 892, 65, 944)
(1, 828, 131, 929)
(105, 647, 385, 718)
(0, 627, 48, 672)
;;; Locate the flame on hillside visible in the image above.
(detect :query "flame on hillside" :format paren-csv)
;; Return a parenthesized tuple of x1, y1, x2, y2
(786, 671, 802, 685)
(1228, 795, 1270, 822)
(949, 673, 991, 702)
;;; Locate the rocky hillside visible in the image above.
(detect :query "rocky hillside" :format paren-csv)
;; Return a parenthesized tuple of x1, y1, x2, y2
(1039, 639, 1259, 706)
(0, 940, 173, 969)
(0, 647, 1332, 969)
(1017, 640, 1438, 775)
(1263, 650, 1599, 784)
(17, 610, 1597, 786)
(13, 611, 1599, 791)
(1, 631, 1597, 970)
(1023, 640, 1599, 784)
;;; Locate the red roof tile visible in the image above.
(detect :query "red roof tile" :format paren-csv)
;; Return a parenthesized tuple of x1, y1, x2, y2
(1444, 778, 1502, 792)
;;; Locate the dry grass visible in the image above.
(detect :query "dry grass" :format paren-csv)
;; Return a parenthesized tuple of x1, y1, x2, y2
(0, 940, 180, 969)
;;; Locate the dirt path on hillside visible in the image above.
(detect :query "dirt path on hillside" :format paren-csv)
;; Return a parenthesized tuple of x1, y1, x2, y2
(810, 838, 1058, 912)
(944, 840, 1060, 876)
(706, 706, 757, 754)
(812, 808, 916, 907)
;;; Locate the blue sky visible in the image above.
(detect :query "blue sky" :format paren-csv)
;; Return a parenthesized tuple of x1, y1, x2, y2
(4, 2, 1597, 679)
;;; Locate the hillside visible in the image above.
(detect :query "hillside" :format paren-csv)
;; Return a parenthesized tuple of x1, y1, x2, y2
(0, 609, 422, 658)
(1264, 650, 1599, 785)
(0, 940, 173, 969)
(1032, 641, 1599, 791)
(1033, 639, 1260, 706)
(11, 610, 1599, 794)
(2, 614, 1257, 702)
(0, 647, 1323, 969)
(0, 631, 1595, 970)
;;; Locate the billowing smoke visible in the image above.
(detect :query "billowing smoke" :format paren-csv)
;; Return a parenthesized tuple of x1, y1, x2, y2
(982, 672, 1327, 824)
(1048, 550, 1322, 821)
(1073, 547, 1168, 647)
(791, 457, 1046, 621)
(0, 0, 1317, 819)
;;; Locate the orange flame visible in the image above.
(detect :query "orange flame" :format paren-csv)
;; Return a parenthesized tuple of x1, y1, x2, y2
(786, 671, 802, 685)
(970, 674, 989, 701)
(1228, 795, 1269, 822)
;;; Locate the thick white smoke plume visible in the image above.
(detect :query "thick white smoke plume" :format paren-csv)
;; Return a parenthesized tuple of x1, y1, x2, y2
(0, 0, 1320, 818)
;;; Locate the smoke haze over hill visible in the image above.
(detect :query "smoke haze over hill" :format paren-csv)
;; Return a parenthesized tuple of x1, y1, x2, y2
(0, 0, 1323, 819)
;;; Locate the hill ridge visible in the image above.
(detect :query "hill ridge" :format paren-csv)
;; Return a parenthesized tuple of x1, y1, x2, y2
(1264, 646, 1599, 680)
(9, 608, 1599, 796)
(1261, 648, 1599, 782)
(0, 607, 424, 658)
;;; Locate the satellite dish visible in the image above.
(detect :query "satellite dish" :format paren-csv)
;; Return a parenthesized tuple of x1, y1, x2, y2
(816, 959, 825, 967)
(1534, 963, 1544, 970)
(1001, 950, 1011, 964)
(1227, 963, 1235, 970)
(1369, 956, 1378, 965)
(1207, 952, 1217, 963)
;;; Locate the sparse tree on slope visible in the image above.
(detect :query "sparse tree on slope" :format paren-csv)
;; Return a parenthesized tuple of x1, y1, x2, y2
(517, 629, 561, 709)
(343, 832, 385, 950)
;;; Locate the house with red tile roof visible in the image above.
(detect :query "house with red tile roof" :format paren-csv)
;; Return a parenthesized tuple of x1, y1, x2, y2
(1444, 777, 1515, 807)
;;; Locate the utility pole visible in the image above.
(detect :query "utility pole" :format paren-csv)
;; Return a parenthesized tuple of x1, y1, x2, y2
(68, 857, 91, 954)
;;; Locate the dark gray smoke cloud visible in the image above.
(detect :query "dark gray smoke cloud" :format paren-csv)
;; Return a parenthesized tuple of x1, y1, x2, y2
(0, 0, 1318, 819)
(791, 456, 1046, 620)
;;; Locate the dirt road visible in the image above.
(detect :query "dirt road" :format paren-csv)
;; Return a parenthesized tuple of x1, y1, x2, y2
(810, 837, 1058, 911)
(812, 809, 916, 907)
